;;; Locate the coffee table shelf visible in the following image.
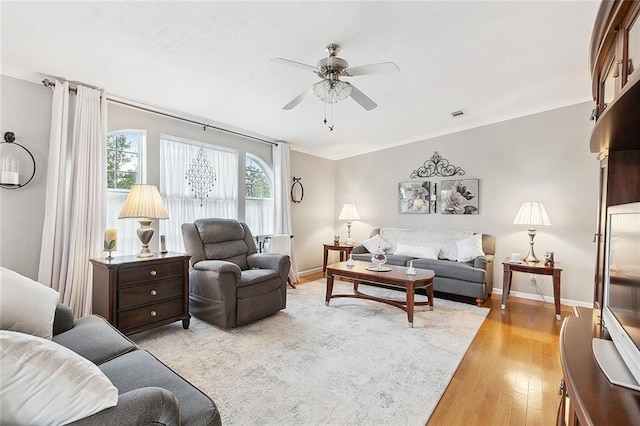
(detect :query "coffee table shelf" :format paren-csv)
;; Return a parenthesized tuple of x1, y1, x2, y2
(325, 261, 435, 327)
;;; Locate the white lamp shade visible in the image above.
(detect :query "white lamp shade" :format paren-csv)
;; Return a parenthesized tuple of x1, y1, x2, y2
(338, 203, 360, 221)
(513, 201, 551, 227)
(118, 184, 169, 219)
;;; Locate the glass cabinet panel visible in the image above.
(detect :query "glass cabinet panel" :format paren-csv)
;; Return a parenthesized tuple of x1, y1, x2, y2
(628, 14, 640, 78)
(602, 58, 617, 109)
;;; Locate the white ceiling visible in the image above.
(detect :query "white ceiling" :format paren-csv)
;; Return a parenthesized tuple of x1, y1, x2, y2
(1, 1, 600, 160)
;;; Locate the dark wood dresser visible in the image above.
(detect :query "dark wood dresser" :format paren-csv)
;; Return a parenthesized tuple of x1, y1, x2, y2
(90, 252, 190, 335)
(559, 308, 640, 425)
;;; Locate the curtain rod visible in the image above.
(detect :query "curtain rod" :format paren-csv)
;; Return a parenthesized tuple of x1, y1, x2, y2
(41, 79, 278, 147)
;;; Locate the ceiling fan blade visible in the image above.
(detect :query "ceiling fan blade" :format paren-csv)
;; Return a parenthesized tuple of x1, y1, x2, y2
(283, 86, 314, 110)
(271, 58, 320, 73)
(349, 84, 377, 111)
(344, 62, 400, 77)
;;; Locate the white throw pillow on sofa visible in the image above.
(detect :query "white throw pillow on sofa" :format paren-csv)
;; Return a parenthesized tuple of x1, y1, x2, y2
(0, 267, 59, 339)
(393, 242, 439, 259)
(361, 234, 392, 253)
(0, 330, 118, 425)
(456, 234, 485, 263)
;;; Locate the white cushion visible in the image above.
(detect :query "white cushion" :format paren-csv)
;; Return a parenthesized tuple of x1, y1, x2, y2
(361, 234, 392, 253)
(0, 330, 118, 425)
(379, 228, 474, 257)
(0, 267, 59, 339)
(456, 234, 485, 262)
(393, 242, 439, 259)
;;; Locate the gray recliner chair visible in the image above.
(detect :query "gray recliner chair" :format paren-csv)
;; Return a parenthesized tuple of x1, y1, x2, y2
(181, 218, 291, 328)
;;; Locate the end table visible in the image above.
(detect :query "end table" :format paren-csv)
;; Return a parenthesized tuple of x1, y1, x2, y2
(322, 243, 354, 276)
(501, 258, 563, 320)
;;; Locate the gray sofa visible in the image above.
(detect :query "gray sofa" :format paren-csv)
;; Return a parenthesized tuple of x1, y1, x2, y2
(51, 303, 221, 426)
(351, 228, 495, 305)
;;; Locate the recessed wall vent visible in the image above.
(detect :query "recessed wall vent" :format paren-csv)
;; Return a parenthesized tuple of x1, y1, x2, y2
(450, 110, 465, 118)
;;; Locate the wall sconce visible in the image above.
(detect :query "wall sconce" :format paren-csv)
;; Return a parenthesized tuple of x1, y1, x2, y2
(0, 132, 36, 189)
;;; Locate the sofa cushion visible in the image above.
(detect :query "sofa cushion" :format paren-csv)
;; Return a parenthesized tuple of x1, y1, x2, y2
(379, 228, 474, 257)
(410, 258, 486, 283)
(99, 349, 220, 426)
(0, 330, 118, 425)
(53, 315, 137, 365)
(456, 233, 485, 262)
(0, 267, 59, 339)
(361, 234, 392, 253)
(393, 242, 439, 259)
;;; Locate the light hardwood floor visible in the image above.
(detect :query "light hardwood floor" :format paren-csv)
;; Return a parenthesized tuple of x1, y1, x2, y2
(297, 272, 573, 425)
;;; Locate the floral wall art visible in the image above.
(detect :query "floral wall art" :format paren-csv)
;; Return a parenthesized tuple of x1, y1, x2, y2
(398, 181, 431, 214)
(440, 179, 479, 215)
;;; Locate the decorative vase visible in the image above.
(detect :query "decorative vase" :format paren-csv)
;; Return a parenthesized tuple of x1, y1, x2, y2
(371, 246, 387, 270)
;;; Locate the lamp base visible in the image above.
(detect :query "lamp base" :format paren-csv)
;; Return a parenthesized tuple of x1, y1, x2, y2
(525, 227, 540, 262)
(136, 219, 155, 258)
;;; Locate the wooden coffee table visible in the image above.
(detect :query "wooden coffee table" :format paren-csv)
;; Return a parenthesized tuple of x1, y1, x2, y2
(325, 260, 435, 327)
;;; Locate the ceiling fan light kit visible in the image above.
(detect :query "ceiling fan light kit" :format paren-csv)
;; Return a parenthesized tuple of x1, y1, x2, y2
(272, 43, 399, 130)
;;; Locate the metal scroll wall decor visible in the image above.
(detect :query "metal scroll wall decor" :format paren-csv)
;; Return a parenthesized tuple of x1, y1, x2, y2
(408, 152, 468, 214)
(409, 151, 466, 179)
(291, 177, 304, 203)
(185, 147, 217, 207)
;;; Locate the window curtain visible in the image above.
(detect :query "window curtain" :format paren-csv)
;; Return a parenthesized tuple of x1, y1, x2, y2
(159, 137, 238, 253)
(245, 198, 274, 236)
(273, 142, 299, 283)
(38, 82, 107, 318)
(106, 191, 139, 255)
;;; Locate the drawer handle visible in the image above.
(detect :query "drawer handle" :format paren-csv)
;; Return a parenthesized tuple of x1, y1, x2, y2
(150, 290, 157, 296)
(150, 270, 157, 276)
(150, 310, 157, 317)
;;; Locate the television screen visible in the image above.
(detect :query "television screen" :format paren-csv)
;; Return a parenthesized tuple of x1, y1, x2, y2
(595, 202, 640, 391)
(607, 208, 640, 350)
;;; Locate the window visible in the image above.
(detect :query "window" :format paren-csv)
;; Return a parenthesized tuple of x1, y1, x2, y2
(245, 154, 274, 236)
(107, 132, 142, 189)
(160, 136, 238, 252)
(106, 130, 146, 255)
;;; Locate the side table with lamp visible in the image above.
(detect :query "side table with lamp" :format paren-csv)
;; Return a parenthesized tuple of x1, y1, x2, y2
(91, 184, 191, 334)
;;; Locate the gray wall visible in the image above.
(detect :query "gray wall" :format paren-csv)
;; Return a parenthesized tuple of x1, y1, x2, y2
(290, 150, 335, 272)
(0, 75, 51, 279)
(333, 102, 597, 304)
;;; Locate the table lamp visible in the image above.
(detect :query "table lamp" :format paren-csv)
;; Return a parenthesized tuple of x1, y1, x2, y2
(513, 201, 551, 262)
(118, 184, 169, 257)
(338, 203, 360, 246)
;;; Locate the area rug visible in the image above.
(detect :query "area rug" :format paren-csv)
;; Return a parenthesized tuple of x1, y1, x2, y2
(132, 280, 489, 425)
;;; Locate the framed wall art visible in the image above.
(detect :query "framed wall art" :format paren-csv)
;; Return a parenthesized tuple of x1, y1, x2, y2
(398, 181, 431, 214)
(440, 179, 479, 215)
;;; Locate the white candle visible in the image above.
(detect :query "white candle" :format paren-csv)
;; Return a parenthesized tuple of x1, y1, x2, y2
(104, 229, 118, 251)
(1, 171, 19, 185)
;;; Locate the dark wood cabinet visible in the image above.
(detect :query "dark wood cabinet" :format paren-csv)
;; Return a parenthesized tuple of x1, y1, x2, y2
(90, 252, 190, 335)
(590, 0, 640, 315)
(559, 308, 640, 425)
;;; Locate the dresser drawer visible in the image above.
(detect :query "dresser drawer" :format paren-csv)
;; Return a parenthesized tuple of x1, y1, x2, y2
(118, 278, 184, 309)
(118, 261, 183, 286)
(118, 298, 184, 331)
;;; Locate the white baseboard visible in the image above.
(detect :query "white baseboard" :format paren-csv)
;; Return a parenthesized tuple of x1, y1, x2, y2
(299, 267, 323, 277)
(492, 287, 592, 308)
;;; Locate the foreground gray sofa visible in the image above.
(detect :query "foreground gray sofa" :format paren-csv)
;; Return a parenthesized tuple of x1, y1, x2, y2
(52, 303, 221, 426)
(351, 228, 495, 305)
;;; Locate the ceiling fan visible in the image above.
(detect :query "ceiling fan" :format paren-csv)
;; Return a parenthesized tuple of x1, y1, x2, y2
(271, 44, 400, 112)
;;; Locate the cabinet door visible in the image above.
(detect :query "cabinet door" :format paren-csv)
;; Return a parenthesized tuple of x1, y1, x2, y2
(627, 7, 640, 81)
(594, 155, 608, 314)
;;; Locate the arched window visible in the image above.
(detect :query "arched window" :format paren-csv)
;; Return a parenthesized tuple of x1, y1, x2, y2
(245, 154, 274, 236)
(106, 130, 146, 255)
